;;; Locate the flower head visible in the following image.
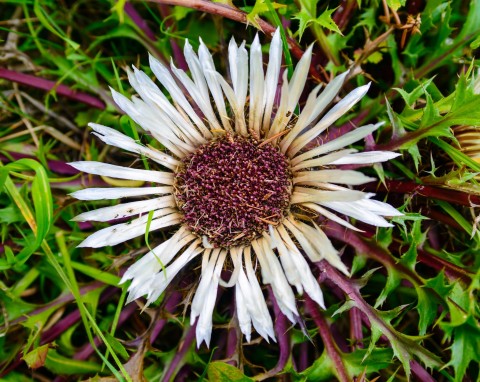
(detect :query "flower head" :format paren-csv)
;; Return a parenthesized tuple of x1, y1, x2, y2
(70, 30, 401, 347)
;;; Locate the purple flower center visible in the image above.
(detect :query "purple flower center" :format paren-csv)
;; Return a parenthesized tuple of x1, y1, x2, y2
(174, 135, 292, 247)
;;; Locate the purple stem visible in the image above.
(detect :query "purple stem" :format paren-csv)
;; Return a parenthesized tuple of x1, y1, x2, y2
(295, 342, 310, 372)
(254, 288, 290, 379)
(411, 360, 436, 382)
(124, 2, 157, 41)
(225, 323, 237, 366)
(270, 287, 290, 372)
(304, 295, 350, 382)
(150, 292, 182, 344)
(161, 322, 197, 382)
(0, 68, 105, 109)
(349, 307, 364, 350)
(324, 218, 472, 283)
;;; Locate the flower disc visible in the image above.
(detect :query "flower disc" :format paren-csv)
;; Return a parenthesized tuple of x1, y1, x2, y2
(174, 135, 292, 247)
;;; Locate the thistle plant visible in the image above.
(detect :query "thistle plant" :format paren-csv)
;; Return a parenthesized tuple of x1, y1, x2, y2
(0, 1, 479, 382)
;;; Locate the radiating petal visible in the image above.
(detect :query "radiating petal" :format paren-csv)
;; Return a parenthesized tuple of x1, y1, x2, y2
(72, 195, 176, 222)
(193, 249, 227, 347)
(292, 122, 384, 166)
(248, 34, 265, 136)
(289, 83, 371, 156)
(291, 149, 357, 171)
(262, 28, 282, 132)
(270, 226, 325, 309)
(281, 71, 349, 153)
(88, 123, 180, 170)
(198, 38, 232, 131)
(69, 161, 174, 185)
(321, 197, 401, 227)
(330, 151, 401, 165)
(78, 210, 180, 248)
(293, 169, 376, 186)
(145, 240, 202, 305)
(253, 238, 299, 322)
(70, 186, 173, 200)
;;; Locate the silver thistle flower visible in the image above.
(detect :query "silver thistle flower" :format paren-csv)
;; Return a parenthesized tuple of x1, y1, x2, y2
(70, 29, 402, 347)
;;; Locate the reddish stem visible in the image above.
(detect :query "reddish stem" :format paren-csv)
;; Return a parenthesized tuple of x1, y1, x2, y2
(161, 322, 197, 382)
(332, 0, 358, 31)
(324, 219, 472, 283)
(0, 68, 105, 109)
(364, 180, 480, 207)
(125, 2, 157, 41)
(349, 307, 364, 350)
(305, 295, 350, 382)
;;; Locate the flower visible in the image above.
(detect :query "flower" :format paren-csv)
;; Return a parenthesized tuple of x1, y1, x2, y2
(69, 29, 402, 347)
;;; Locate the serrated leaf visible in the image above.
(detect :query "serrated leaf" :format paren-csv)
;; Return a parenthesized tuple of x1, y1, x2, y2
(394, 78, 435, 108)
(442, 317, 480, 382)
(316, 8, 343, 36)
(375, 266, 402, 308)
(344, 348, 394, 376)
(419, 92, 442, 129)
(415, 287, 439, 335)
(207, 361, 254, 381)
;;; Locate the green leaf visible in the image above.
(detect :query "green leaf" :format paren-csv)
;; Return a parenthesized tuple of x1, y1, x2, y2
(294, 2, 342, 40)
(386, 0, 405, 11)
(104, 333, 129, 361)
(44, 349, 103, 375)
(0, 159, 53, 267)
(245, 0, 286, 29)
(316, 8, 343, 36)
(444, 319, 480, 382)
(343, 348, 394, 376)
(23, 344, 51, 369)
(33, 0, 79, 50)
(415, 287, 439, 336)
(0, 205, 24, 224)
(207, 361, 254, 381)
(394, 78, 435, 108)
(374, 266, 401, 308)
(300, 350, 335, 381)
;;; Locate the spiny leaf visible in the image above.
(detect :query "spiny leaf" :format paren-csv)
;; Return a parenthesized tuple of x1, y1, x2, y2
(394, 78, 436, 108)
(294, 1, 342, 39)
(316, 8, 343, 36)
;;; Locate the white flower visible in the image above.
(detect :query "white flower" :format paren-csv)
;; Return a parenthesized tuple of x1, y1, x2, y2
(70, 29, 402, 347)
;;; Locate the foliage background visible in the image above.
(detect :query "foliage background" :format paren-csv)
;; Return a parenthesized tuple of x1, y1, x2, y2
(0, 0, 479, 381)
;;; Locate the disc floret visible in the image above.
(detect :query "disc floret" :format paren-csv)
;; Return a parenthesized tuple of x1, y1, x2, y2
(174, 135, 292, 247)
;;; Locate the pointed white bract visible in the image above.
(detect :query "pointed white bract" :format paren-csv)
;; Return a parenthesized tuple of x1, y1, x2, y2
(71, 29, 401, 346)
